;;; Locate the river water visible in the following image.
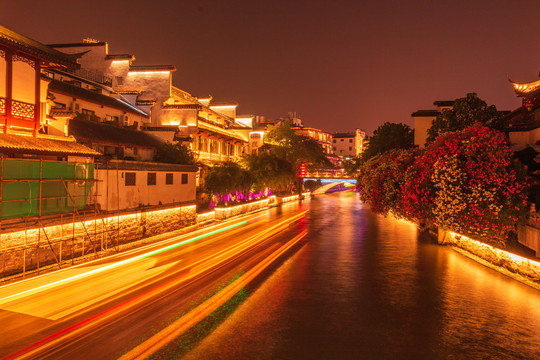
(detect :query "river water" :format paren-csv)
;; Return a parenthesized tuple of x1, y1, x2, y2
(182, 191, 540, 359)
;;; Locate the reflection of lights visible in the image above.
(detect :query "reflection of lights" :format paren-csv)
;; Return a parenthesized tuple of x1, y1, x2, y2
(0, 220, 248, 304)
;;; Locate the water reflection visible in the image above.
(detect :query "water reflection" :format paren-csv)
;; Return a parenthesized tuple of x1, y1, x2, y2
(183, 192, 540, 359)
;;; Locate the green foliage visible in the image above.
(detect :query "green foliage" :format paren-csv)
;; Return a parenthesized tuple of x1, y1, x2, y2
(362, 122, 414, 160)
(303, 179, 322, 191)
(265, 119, 331, 170)
(204, 162, 252, 195)
(426, 93, 505, 144)
(342, 157, 363, 176)
(155, 142, 194, 165)
(244, 152, 295, 193)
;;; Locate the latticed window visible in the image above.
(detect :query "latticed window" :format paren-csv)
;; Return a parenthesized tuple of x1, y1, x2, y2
(166, 173, 173, 185)
(181, 174, 188, 184)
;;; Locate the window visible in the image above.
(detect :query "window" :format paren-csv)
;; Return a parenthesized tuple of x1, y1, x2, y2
(81, 109, 95, 116)
(349, 146, 352, 151)
(333, 139, 336, 143)
(181, 173, 188, 184)
(147, 172, 156, 185)
(340, 139, 344, 142)
(166, 173, 173, 185)
(349, 139, 353, 143)
(125, 172, 136, 186)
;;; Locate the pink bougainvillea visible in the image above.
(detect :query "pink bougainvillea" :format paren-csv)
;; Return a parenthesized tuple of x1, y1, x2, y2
(358, 124, 529, 244)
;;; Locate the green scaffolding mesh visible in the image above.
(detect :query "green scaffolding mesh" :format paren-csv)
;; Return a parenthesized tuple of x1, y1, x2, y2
(0, 159, 95, 219)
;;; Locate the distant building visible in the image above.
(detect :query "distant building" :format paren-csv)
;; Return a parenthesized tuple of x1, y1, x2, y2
(507, 76, 540, 153)
(332, 129, 366, 159)
(411, 100, 454, 148)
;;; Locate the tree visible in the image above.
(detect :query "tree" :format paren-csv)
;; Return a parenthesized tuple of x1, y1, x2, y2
(362, 122, 414, 160)
(155, 142, 194, 165)
(342, 156, 362, 177)
(244, 152, 295, 193)
(426, 93, 506, 143)
(204, 162, 252, 196)
(403, 124, 528, 244)
(265, 119, 331, 192)
(265, 119, 330, 170)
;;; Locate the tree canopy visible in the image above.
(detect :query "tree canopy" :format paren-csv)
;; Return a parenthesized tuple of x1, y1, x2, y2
(426, 93, 506, 143)
(204, 162, 252, 196)
(244, 152, 295, 193)
(264, 119, 331, 171)
(155, 141, 194, 165)
(362, 122, 414, 160)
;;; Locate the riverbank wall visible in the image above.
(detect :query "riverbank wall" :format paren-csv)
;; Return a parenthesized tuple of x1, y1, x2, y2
(438, 229, 540, 290)
(0, 194, 309, 279)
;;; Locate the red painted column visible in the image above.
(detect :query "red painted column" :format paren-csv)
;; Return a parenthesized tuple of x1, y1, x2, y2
(5, 49, 12, 133)
(34, 60, 40, 136)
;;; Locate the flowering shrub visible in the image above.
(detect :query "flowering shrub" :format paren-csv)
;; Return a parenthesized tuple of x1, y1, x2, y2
(209, 188, 272, 208)
(358, 124, 529, 244)
(357, 148, 419, 217)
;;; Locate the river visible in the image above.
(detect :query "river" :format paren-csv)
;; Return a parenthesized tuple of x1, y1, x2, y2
(181, 191, 540, 359)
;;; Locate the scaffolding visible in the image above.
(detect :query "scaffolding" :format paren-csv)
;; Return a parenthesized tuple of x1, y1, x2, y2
(0, 158, 115, 279)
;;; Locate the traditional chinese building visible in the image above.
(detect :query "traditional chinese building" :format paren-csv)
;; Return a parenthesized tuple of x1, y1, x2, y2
(0, 25, 101, 220)
(48, 40, 250, 165)
(507, 77, 540, 153)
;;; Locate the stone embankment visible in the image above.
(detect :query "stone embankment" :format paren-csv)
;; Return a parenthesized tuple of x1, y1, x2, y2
(0, 194, 308, 279)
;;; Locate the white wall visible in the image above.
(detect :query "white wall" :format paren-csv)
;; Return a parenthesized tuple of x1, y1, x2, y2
(94, 166, 196, 211)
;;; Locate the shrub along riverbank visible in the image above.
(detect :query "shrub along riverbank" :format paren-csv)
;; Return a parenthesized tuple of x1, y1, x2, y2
(357, 124, 529, 247)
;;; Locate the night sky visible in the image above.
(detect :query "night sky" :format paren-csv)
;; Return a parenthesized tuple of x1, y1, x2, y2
(2, 0, 539, 135)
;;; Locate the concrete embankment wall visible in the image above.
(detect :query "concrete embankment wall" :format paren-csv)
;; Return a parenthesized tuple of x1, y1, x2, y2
(438, 229, 540, 290)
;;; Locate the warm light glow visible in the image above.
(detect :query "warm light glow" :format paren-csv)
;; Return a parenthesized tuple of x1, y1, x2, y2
(448, 231, 540, 273)
(0, 220, 248, 304)
(128, 71, 171, 75)
(281, 195, 299, 203)
(111, 60, 129, 64)
(210, 105, 238, 109)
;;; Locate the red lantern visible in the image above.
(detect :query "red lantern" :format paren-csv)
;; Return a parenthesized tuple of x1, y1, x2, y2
(298, 163, 307, 178)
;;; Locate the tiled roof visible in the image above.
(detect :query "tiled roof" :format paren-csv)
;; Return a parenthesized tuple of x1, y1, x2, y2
(48, 79, 148, 117)
(105, 54, 134, 60)
(129, 65, 175, 72)
(0, 133, 101, 156)
(433, 100, 454, 107)
(0, 25, 79, 68)
(69, 118, 164, 148)
(333, 132, 354, 138)
(411, 110, 439, 117)
(48, 42, 107, 48)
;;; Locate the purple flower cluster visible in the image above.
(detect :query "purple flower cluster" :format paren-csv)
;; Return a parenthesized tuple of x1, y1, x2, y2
(209, 188, 272, 208)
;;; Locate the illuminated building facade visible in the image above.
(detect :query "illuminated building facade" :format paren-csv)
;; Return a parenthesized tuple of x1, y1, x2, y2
(332, 129, 365, 159)
(48, 40, 250, 165)
(411, 100, 454, 148)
